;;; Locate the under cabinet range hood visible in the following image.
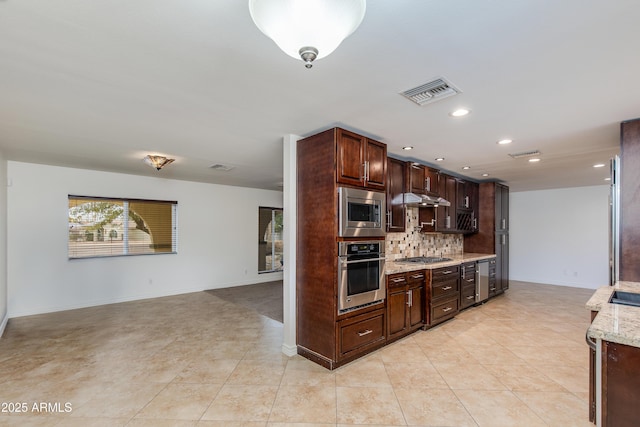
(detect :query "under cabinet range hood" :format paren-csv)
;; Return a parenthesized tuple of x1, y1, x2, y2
(392, 193, 451, 207)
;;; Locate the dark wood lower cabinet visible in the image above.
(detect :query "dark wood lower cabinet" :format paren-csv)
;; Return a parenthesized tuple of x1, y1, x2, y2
(426, 265, 460, 327)
(601, 340, 640, 426)
(386, 270, 425, 341)
(337, 308, 386, 361)
(460, 261, 477, 309)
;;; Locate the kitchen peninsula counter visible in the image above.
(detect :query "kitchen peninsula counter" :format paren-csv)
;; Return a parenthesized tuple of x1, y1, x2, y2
(587, 281, 640, 347)
(385, 252, 496, 275)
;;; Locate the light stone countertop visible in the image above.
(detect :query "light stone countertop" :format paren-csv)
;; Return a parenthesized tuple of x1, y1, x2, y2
(586, 281, 640, 348)
(385, 252, 496, 275)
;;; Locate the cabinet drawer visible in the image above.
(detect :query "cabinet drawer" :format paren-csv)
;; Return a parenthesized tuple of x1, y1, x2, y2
(431, 297, 459, 322)
(432, 278, 459, 299)
(387, 273, 408, 289)
(432, 265, 460, 281)
(339, 312, 385, 356)
(461, 285, 476, 308)
(406, 270, 426, 284)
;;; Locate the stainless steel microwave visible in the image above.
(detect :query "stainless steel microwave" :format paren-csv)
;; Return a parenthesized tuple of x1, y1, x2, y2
(338, 187, 386, 237)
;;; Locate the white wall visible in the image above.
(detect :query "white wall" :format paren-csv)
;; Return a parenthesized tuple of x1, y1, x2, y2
(0, 151, 7, 335)
(510, 185, 609, 289)
(7, 161, 283, 317)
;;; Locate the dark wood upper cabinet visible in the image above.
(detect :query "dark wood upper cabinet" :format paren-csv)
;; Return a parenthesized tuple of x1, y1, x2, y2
(425, 167, 439, 196)
(407, 163, 439, 196)
(336, 128, 386, 191)
(408, 163, 426, 195)
(386, 157, 406, 232)
(456, 179, 479, 233)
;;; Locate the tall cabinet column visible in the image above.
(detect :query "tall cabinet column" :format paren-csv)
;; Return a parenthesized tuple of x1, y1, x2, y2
(620, 118, 640, 281)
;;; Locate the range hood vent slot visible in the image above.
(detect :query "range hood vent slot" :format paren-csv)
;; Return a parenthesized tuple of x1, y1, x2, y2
(401, 77, 462, 106)
(508, 150, 541, 159)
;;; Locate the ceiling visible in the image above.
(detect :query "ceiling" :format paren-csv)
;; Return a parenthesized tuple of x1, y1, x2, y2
(1, 1, 638, 192)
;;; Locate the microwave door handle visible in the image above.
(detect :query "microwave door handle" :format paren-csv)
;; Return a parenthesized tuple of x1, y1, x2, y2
(339, 257, 386, 265)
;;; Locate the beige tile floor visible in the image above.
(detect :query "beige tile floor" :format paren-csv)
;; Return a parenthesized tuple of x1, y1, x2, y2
(0, 280, 595, 426)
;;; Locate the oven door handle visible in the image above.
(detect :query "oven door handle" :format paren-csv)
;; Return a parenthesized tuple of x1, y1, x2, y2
(339, 257, 386, 265)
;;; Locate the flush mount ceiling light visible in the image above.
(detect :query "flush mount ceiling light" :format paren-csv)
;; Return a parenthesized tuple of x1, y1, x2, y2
(450, 108, 470, 117)
(435, 157, 445, 162)
(593, 163, 606, 168)
(143, 155, 175, 171)
(528, 158, 541, 163)
(248, 0, 366, 69)
(497, 139, 513, 145)
(402, 146, 413, 150)
(482, 173, 490, 177)
(462, 166, 471, 170)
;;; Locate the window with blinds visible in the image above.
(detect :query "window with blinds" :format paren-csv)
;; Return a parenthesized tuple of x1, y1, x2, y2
(68, 196, 177, 259)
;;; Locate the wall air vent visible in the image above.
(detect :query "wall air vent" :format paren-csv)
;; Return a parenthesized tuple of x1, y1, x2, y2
(209, 163, 234, 172)
(401, 77, 462, 106)
(508, 150, 541, 159)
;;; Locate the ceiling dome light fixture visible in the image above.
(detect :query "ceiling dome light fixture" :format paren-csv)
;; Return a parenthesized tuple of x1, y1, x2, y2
(462, 166, 471, 170)
(435, 157, 445, 162)
(248, 0, 366, 69)
(402, 146, 413, 150)
(450, 108, 470, 117)
(143, 155, 175, 171)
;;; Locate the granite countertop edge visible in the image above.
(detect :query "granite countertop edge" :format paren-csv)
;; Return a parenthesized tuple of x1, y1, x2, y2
(385, 252, 496, 275)
(586, 281, 640, 348)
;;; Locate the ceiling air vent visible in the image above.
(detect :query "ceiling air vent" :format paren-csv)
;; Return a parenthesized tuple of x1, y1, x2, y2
(509, 150, 541, 159)
(401, 77, 462, 106)
(209, 163, 234, 172)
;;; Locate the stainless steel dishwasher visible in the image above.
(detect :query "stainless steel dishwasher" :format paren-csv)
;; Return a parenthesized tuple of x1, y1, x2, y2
(476, 260, 489, 303)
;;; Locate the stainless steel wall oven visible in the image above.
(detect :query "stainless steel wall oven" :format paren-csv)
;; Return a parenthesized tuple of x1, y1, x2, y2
(338, 241, 385, 313)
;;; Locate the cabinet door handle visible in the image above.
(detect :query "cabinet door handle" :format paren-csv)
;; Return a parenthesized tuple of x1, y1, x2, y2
(473, 218, 477, 229)
(442, 307, 453, 313)
(365, 161, 370, 181)
(466, 295, 475, 300)
(426, 176, 431, 192)
(446, 216, 451, 229)
(441, 270, 453, 275)
(585, 331, 597, 351)
(461, 269, 465, 280)
(502, 218, 506, 229)
(501, 235, 506, 245)
(358, 329, 373, 337)
(464, 195, 469, 208)
(391, 277, 406, 283)
(406, 290, 412, 306)
(466, 278, 474, 282)
(442, 286, 452, 291)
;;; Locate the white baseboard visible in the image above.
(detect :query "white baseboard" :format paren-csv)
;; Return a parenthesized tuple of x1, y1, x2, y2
(281, 343, 297, 357)
(0, 313, 8, 338)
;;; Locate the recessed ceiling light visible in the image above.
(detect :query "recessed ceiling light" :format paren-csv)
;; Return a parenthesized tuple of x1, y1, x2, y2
(529, 158, 541, 163)
(462, 166, 471, 170)
(497, 139, 512, 145)
(402, 146, 413, 150)
(435, 157, 445, 162)
(605, 177, 611, 181)
(450, 108, 470, 117)
(593, 163, 606, 168)
(482, 173, 490, 177)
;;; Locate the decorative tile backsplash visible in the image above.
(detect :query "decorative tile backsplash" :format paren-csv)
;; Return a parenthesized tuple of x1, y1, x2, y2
(386, 207, 463, 260)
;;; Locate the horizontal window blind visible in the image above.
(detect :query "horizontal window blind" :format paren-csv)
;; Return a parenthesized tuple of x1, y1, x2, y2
(68, 195, 177, 259)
